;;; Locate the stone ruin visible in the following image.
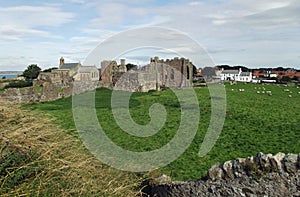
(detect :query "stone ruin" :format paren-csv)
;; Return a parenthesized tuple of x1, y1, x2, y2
(104, 57, 194, 92)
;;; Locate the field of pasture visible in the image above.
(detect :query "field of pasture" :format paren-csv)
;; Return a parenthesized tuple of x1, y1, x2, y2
(24, 82, 300, 181)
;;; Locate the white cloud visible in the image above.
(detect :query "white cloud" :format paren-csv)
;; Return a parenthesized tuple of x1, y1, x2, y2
(1, 0, 300, 70)
(0, 5, 74, 28)
(0, 5, 74, 41)
(68, 0, 86, 4)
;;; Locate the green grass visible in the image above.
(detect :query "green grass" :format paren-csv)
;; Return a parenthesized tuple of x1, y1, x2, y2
(34, 85, 42, 93)
(23, 84, 300, 181)
(57, 87, 63, 93)
(0, 141, 43, 193)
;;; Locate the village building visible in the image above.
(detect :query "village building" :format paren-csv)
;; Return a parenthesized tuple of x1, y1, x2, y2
(220, 68, 252, 82)
(252, 68, 300, 80)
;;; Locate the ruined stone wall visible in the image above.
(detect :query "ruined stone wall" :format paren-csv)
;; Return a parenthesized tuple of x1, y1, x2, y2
(0, 81, 100, 104)
(150, 57, 193, 87)
(99, 57, 193, 91)
(150, 152, 300, 197)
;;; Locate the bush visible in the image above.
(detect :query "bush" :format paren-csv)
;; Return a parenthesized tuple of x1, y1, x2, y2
(4, 80, 33, 89)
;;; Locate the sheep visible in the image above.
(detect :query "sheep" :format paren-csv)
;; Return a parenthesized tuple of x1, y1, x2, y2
(257, 91, 260, 94)
(288, 95, 292, 98)
(266, 91, 272, 94)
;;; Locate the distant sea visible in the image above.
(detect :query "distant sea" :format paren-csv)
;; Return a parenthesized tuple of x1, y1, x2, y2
(0, 74, 18, 79)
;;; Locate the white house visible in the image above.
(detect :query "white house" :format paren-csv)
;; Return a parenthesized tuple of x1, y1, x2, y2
(220, 68, 240, 81)
(237, 71, 252, 82)
(220, 68, 252, 82)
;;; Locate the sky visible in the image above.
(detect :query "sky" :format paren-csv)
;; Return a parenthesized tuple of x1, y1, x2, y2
(0, 0, 300, 71)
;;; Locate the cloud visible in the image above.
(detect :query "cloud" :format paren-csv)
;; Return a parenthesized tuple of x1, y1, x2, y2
(0, 5, 74, 28)
(67, 0, 86, 4)
(1, 0, 300, 70)
(0, 5, 74, 41)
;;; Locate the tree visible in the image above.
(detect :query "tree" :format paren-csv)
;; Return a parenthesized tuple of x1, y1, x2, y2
(193, 65, 197, 77)
(281, 76, 291, 82)
(22, 64, 41, 80)
(1, 76, 6, 80)
(292, 76, 299, 81)
(126, 63, 137, 71)
(42, 67, 58, 72)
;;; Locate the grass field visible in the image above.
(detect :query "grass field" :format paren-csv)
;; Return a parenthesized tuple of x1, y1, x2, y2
(24, 83, 300, 181)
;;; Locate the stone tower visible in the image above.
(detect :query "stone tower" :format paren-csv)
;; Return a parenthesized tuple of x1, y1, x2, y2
(119, 59, 127, 72)
(59, 57, 65, 68)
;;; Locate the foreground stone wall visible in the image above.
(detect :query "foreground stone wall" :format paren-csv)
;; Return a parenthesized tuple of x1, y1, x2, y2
(150, 152, 300, 196)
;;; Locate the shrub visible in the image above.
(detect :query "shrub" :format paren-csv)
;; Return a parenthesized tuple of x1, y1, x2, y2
(4, 80, 33, 89)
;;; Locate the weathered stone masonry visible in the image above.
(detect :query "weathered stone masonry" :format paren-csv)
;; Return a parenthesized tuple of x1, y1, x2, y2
(150, 152, 300, 197)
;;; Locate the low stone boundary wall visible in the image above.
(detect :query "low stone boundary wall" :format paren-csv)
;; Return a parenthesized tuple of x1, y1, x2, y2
(150, 152, 300, 196)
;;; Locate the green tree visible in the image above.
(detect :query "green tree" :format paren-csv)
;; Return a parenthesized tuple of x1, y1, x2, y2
(42, 67, 58, 72)
(193, 65, 197, 77)
(126, 63, 137, 71)
(281, 76, 291, 82)
(22, 64, 41, 80)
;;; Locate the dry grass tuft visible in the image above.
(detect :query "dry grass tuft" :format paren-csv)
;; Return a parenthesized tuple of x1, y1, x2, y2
(0, 104, 146, 196)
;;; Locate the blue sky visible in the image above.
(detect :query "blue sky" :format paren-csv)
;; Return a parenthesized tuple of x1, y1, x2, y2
(0, 0, 299, 71)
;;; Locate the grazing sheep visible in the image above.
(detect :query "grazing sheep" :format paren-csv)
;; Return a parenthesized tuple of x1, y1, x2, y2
(262, 91, 265, 94)
(257, 91, 260, 94)
(266, 91, 272, 94)
(231, 89, 234, 91)
(254, 87, 257, 89)
(289, 95, 292, 98)
(268, 93, 272, 96)
(284, 89, 290, 92)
